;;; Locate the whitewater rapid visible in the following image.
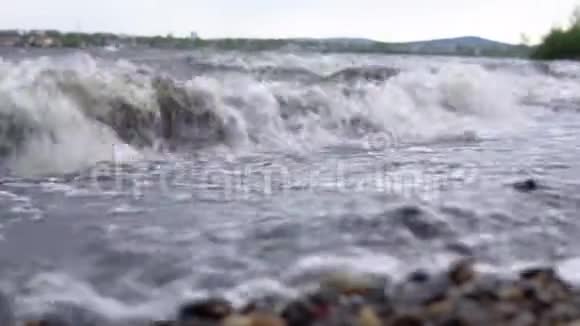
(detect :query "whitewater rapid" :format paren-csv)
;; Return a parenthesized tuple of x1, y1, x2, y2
(0, 49, 547, 176)
(1, 48, 580, 324)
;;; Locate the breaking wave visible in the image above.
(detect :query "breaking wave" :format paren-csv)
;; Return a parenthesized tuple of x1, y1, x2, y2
(0, 53, 528, 176)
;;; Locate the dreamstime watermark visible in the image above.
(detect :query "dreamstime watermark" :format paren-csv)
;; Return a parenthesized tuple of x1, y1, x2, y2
(362, 131, 400, 152)
(79, 141, 482, 203)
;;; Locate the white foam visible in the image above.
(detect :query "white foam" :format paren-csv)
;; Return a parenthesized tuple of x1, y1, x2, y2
(14, 272, 179, 320)
(558, 257, 580, 285)
(108, 204, 145, 215)
(0, 54, 150, 176)
(225, 278, 299, 307)
(0, 52, 552, 177)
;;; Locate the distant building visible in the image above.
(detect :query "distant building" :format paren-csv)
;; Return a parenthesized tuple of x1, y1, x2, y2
(26, 31, 59, 48)
(190, 32, 199, 40)
(0, 30, 22, 47)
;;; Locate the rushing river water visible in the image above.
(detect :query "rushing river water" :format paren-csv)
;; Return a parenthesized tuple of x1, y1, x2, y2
(1, 47, 580, 323)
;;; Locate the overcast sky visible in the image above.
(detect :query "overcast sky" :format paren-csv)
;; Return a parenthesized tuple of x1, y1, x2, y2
(0, 0, 578, 43)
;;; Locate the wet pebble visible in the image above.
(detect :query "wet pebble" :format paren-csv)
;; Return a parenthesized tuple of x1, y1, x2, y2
(448, 259, 476, 286)
(222, 313, 286, 326)
(178, 298, 233, 323)
(513, 178, 540, 192)
(140, 260, 580, 326)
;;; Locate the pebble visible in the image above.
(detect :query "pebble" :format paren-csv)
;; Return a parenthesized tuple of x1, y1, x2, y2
(151, 321, 178, 326)
(321, 271, 388, 298)
(390, 314, 425, 326)
(448, 259, 476, 286)
(178, 298, 233, 323)
(17, 259, 580, 326)
(222, 313, 286, 326)
(513, 179, 539, 192)
(280, 299, 318, 326)
(356, 306, 382, 326)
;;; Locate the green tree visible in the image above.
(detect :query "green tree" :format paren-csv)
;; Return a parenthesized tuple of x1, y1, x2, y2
(61, 33, 84, 47)
(533, 6, 580, 60)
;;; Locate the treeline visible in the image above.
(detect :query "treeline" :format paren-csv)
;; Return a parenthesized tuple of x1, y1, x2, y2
(58, 33, 202, 49)
(533, 8, 580, 60)
(4, 30, 529, 58)
(189, 38, 526, 57)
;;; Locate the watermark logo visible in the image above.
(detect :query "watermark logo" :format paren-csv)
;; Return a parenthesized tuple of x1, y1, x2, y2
(363, 130, 400, 152)
(76, 142, 482, 205)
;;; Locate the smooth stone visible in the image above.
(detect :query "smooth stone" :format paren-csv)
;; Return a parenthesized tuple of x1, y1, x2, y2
(151, 321, 178, 326)
(498, 286, 526, 302)
(223, 313, 286, 326)
(178, 298, 233, 322)
(392, 272, 449, 307)
(321, 271, 388, 297)
(407, 270, 430, 284)
(520, 267, 556, 283)
(513, 179, 540, 192)
(450, 299, 498, 325)
(357, 306, 382, 326)
(281, 299, 317, 326)
(424, 296, 453, 319)
(438, 318, 470, 326)
(247, 313, 286, 326)
(240, 295, 287, 315)
(448, 259, 476, 286)
(389, 314, 425, 326)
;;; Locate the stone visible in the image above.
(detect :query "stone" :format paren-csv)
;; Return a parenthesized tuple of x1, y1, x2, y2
(498, 286, 525, 302)
(425, 296, 453, 319)
(321, 271, 387, 297)
(407, 270, 430, 284)
(357, 306, 382, 326)
(508, 310, 536, 326)
(448, 259, 476, 287)
(151, 321, 178, 326)
(281, 299, 317, 326)
(240, 295, 287, 315)
(222, 315, 253, 326)
(178, 298, 233, 322)
(247, 313, 286, 326)
(449, 298, 498, 325)
(439, 318, 470, 326)
(223, 313, 286, 326)
(513, 179, 540, 192)
(389, 314, 424, 326)
(520, 267, 556, 281)
(461, 274, 503, 303)
(392, 272, 449, 307)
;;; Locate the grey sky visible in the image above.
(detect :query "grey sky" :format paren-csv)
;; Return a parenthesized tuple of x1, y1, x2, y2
(0, 0, 578, 43)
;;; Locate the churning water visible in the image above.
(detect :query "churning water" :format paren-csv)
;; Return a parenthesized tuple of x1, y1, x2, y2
(1, 47, 580, 323)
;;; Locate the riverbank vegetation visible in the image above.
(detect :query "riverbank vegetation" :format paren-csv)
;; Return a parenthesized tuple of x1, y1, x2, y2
(533, 7, 580, 60)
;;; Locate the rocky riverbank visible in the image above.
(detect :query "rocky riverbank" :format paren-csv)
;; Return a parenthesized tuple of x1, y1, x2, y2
(13, 259, 580, 326)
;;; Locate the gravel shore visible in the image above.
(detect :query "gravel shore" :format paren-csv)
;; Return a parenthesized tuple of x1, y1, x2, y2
(15, 259, 580, 326)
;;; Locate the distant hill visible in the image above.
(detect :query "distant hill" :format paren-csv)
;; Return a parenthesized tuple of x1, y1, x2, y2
(0, 28, 527, 57)
(390, 36, 518, 54)
(400, 36, 515, 48)
(286, 36, 529, 57)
